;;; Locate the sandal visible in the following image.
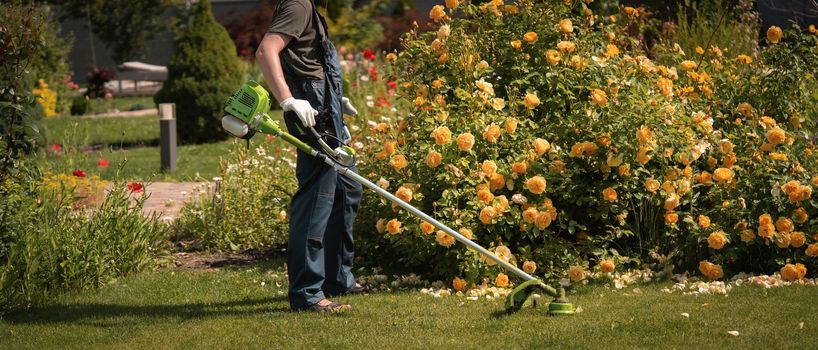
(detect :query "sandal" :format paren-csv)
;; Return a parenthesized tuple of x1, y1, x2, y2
(308, 300, 351, 313)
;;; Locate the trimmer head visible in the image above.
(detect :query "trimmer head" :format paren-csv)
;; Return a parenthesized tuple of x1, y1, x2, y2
(504, 279, 575, 316)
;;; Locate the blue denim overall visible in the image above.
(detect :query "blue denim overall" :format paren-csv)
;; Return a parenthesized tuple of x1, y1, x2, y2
(280, 2, 362, 310)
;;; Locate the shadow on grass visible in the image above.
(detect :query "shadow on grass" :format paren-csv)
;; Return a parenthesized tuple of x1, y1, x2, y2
(4, 295, 291, 326)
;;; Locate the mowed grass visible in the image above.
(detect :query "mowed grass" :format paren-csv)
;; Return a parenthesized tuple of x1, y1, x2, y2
(0, 259, 813, 350)
(36, 115, 281, 181)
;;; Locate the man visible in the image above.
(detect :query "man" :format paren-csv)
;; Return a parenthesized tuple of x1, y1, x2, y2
(256, 0, 364, 312)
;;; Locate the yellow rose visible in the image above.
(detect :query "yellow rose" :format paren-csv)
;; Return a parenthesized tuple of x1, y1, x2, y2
(483, 124, 501, 143)
(699, 261, 724, 280)
(522, 207, 539, 224)
(426, 150, 442, 168)
(510, 40, 522, 50)
(505, 118, 517, 134)
(545, 49, 562, 65)
(736, 102, 753, 117)
(664, 195, 680, 211)
(420, 221, 435, 235)
(602, 187, 617, 202)
(557, 41, 576, 53)
(390, 154, 408, 170)
(490, 97, 506, 111)
(533, 138, 551, 156)
(766, 127, 786, 145)
(568, 266, 585, 282)
(792, 208, 808, 224)
(605, 44, 620, 57)
(429, 5, 446, 22)
(736, 54, 752, 64)
(477, 188, 494, 204)
(512, 162, 528, 174)
(776, 217, 794, 233)
(713, 168, 734, 183)
(759, 213, 773, 226)
(707, 231, 727, 249)
(645, 178, 660, 193)
(665, 212, 678, 224)
(459, 227, 473, 240)
(698, 215, 711, 229)
(680, 60, 697, 71)
(590, 88, 608, 106)
(438, 52, 449, 63)
(522, 261, 537, 274)
(489, 173, 505, 191)
(636, 146, 652, 165)
(558, 19, 574, 34)
(432, 126, 452, 145)
(395, 186, 413, 202)
(758, 223, 776, 239)
(445, 0, 459, 9)
(375, 218, 386, 234)
(452, 276, 466, 292)
(495, 273, 509, 287)
(387, 218, 402, 235)
(456, 133, 475, 151)
(526, 176, 547, 195)
(767, 26, 783, 44)
(805, 243, 818, 257)
(479, 206, 497, 224)
(523, 31, 538, 44)
(435, 230, 455, 247)
(535, 212, 552, 230)
(524, 92, 540, 109)
(790, 232, 806, 248)
(481, 160, 498, 176)
(635, 126, 653, 145)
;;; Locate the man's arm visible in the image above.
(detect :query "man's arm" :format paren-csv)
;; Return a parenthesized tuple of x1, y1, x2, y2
(256, 33, 292, 103)
(256, 33, 317, 127)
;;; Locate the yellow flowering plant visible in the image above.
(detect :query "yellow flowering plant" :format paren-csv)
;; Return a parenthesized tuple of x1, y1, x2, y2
(348, 1, 818, 284)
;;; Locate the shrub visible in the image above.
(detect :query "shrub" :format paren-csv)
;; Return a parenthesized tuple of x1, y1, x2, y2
(154, 0, 243, 144)
(352, 0, 818, 286)
(25, 5, 74, 116)
(0, 164, 167, 313)
(70, 96, 92, 116)
(173, 140, 297, 251)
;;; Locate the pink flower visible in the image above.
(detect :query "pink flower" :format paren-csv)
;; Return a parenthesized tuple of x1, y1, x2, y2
(127, 182, 144, 193)
(97, 158, 109, 168)
(72, 169, 86, 177)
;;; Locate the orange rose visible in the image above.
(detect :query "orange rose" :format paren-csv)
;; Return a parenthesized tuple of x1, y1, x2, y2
(780, 263, 801, 281)
(390, 154, 408, 170)
(590, 89, 608, 106)
(432, 126, 452, 145)
(766, 127, 786, 145)
(557, 40, 576, 52)
(680, 60, 697, 71)
(481, 160, 498, 175)
(533, 138, 551, 156)
(395, 186, 413, 202)
(426, 150, 442, 168)
(567, 266, 585, 282)
(767, 26, 783, 44)
(456, 133, 475, 151)
(526, 176, 547, 194)
(495, 273, 509, 287)
(510, 40, 522, 50)
(545, 49, 561, 65)
(792, 208, 808, 224)
(698, 215, 711, 229)
(479, 206, 497, 224)
(386, 218, 402, 235)
(512, 162, 528, 174)
(452, 276, 466, 292)
(600, 259, 615, 273)
(522, 261, 537, 274)
(740, 229, 756, 242)
(805, 243, 818, 257)
(790, 232, 806, 248)
(524, 93, 540, 109)
(435, 230, 455, 247)
(707, 231, 727, 249)
(477, 188, 494, 203)
(420, 221, 435, 235)
(458, 227, 473, 240)
(429, 5, 446, 22)
(775, 217, 794, 233)
(483, 124, 501, 143)
(505, 118, 518, 134)
(758, 223, 776, 238)
(602, 187, 617, 202)
(522, 207, 539, 223)
(535, 212, 552, 230)
(664, 195, 680, 211)
(645, 179, 660, 192)
(636, 146, 652, 164)
(489, 173, 505, 191)
(558, 19, 574, 33)
(523, 31, 538, 43)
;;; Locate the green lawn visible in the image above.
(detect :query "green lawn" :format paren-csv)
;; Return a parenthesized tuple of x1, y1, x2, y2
(0, 259, 813, 349)
(41, 114, 161, 147)
(85, 96, 156, 115)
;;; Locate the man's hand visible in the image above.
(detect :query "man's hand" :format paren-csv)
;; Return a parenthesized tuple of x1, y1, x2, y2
(341, 97, 358, 116)
(280, 97, 319, 127)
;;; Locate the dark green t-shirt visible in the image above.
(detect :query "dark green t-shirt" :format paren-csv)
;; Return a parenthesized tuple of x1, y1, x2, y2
(267, 0, 324, 79)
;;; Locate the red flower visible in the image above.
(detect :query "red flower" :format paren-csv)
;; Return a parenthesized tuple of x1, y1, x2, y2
(127, 182, 144, 193)
(387, 81, 397, 90)
(50, 143, 62, 154)
(266, 134, 274, 141)
(97, 158, 109, 168)
(362, 49, 376, 61)
(368, 66, 379, 81)
(72, 169, 86, 177)
(375, 97, 391, 108)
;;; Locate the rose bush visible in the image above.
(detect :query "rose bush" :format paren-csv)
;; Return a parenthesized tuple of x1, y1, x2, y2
(349, 0, 818, 288)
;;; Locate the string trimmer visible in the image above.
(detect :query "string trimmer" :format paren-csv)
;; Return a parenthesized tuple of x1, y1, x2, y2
(221, 80, 575, 315)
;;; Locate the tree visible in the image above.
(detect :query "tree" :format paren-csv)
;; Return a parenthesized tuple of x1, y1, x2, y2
(55, 0, 168, 64)
(154, 0, 243, 144)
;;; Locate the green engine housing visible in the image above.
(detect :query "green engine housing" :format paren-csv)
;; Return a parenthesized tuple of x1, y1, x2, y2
(223, 80, 281, 137)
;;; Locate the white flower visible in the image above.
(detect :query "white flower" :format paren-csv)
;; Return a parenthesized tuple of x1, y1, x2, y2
(511, 194, 527, 205)
(727, 331, 740, 337)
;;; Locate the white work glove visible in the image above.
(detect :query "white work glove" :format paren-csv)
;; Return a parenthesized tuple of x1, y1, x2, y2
(280, 97, 318, 127)
(341, 97, 358, 116)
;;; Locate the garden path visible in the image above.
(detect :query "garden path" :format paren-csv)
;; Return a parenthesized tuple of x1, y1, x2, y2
(141, 181, 206, 220)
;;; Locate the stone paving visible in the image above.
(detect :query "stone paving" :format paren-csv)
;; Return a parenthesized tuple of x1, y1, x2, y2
(140, 182, 208, 220)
